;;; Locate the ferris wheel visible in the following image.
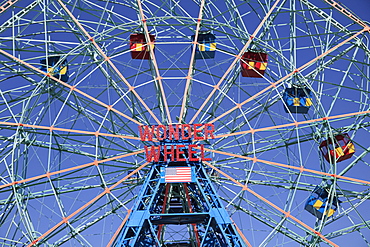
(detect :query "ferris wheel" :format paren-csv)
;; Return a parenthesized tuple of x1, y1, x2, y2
(0, 0, 369, 246)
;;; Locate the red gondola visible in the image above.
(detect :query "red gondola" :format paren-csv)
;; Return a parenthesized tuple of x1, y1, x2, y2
(240, 51, 268, 78)
(319, 133, 355, 163)
(130, 33, 155, 60)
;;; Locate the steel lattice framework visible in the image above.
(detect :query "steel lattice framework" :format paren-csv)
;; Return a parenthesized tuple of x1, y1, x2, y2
(113, 142, 246, 246)
(0, 0, 369, 246)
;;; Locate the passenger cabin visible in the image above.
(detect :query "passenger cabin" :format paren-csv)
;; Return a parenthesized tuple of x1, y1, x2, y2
(191, 32, 216, 59)
(305, 186, 340, 219)
(319, 133, 355, 163)
(283, 87, 313, 114)
(40, 56, 69, 82)
(130, 33, 155, 60)
(240, 51, 268, 78)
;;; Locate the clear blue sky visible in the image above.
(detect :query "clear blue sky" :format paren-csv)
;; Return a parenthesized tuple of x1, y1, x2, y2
(340, 0, 369, 21)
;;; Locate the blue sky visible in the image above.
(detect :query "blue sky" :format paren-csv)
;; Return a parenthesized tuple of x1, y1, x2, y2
(0, 0, 369, 246)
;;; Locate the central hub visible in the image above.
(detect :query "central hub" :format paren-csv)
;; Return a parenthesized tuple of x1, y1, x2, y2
(138, 124, 215, 162)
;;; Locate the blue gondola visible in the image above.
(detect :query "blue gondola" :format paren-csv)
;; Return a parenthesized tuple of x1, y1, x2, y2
(305, 186, 340, 219)
(40, 56, 69, 82)
(283, 87, 312, 114)
(191, 32, 216, 59)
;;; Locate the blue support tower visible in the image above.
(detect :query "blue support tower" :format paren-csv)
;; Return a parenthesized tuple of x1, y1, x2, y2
(112, 128, 247, 247)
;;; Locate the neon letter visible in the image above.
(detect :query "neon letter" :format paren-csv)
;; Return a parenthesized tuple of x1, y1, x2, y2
(176, 145, 186, 161)
(200, 144, 211, 161)
(168, 125, 180, 140)
(139, 125, 154, 141)
(188, 144, 198, 161)
(204, 124, 215, 139)
(144, 145, 161, 162)
(164, 145, 175, 162)
(193, 123, 203, 140)
(156, 125, 167, 141)
(181, 124, 191, 140)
